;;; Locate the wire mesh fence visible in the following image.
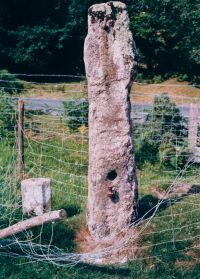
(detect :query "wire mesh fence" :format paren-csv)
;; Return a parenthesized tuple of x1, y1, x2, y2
(0, 74, 200, 266)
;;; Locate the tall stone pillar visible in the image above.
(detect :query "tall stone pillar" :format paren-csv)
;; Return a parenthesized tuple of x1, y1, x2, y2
(84, 1, 138, 240)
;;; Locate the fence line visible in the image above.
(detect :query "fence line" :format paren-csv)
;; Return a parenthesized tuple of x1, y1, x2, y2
(0, 79, 200, 266)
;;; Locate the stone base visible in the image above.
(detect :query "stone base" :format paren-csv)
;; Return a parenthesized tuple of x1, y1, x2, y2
(21, 178, 51, 216)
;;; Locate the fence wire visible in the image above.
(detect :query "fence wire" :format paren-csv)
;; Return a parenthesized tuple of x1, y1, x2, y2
(0, 75, 200, 266)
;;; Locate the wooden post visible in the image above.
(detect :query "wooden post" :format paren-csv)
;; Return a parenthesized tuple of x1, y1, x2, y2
(18, 98, 25, 180)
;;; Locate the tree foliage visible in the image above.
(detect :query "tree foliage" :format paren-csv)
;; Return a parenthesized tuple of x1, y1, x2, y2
(135, 93, 188, 168)
(0, 0, 199, 79)
(127, 0, 200, 79)
(147, 93, 186, 141)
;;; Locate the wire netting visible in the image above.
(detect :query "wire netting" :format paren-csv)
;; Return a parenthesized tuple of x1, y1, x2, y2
(0, 74, 200, 266)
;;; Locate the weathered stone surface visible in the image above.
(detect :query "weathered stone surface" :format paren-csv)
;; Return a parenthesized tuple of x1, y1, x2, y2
(188, 103, 200, 163)
(21, 178, 51, 215)
(188, 103, 198, 150)
(84, 1, 138, 240)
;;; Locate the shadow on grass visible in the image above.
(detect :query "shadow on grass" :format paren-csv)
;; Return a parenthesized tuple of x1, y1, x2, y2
(61, 203, 83, 218)
(188, 184, 200, 194)
(138, 184, 200, 221)
(138, 194, 167, 220)
(74, 263, 132, 278)
(26, 204, 84, 252)
(2, 186, 200, 278)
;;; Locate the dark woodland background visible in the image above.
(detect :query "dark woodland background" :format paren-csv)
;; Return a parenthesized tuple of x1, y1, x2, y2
(0, 0, 199, 81)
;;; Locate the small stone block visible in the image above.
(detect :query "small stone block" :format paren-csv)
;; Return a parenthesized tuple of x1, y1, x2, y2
(21, 178, 51, 215)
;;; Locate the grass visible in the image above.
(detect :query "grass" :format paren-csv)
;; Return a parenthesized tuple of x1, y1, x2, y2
(1, 137, 200, 277)
(1, 93, 200, 278)
(22, 80, 87, 100)
(24, 113, 88, 213)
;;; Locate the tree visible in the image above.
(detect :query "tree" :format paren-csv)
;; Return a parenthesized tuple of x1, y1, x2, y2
(127, 0, 200, 79)
(135, 93, 187, 168)
(147, 93, 186, 141)
(0, 0, 199, 79)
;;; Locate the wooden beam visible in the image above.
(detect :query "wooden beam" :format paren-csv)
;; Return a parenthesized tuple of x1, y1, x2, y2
(0, 210, 67, 239)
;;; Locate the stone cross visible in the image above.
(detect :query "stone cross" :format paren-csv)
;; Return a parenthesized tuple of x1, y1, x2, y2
(84, 1, 138, 240)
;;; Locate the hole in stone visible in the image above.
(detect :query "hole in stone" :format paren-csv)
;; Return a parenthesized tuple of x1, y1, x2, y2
(107, 170, 117, 181)
(111, 190, 119, 203)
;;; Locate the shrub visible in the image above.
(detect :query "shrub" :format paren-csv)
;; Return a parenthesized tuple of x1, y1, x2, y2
(176, 73, 189, 82)
(192, 75, 200, 87)
(0, 91, 17, 139)
(135, 73, 144, 83)
(134, 93, 188, 169)
(152, 75, 163, 84)
(159, 142, 189, 169)
(135, 131, 159, 167)
(0, 69, 24, 94)
(147, 93, 186, 142)
(63, 99, 89, 132)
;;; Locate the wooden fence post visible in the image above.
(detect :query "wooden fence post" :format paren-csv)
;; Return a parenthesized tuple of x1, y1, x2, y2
(18, 98, 25, 180)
